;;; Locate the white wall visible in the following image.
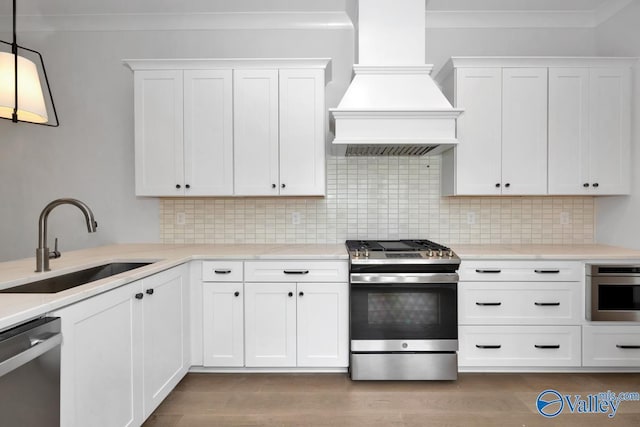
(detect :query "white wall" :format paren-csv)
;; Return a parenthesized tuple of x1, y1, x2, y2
(594, 1, 640, 249)
(0, 13, 599, 262)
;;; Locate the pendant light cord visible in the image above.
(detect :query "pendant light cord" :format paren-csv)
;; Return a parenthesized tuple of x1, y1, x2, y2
(12, 0, 18, 122)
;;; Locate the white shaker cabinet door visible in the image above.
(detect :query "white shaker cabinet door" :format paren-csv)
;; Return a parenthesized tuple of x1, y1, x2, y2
(501, 68, 548, 195)
(278, 69, 326, 196)
(141, 265, 190, 419)
(54, 282, 144, 427)
(448, 67, 502, 195)
(183, 70, 234, 196)
(296, 282, 349, 367)
(202, 282, 245, 367)
(233, 69, 280, 196)
(244, 282, 297, 367)
(548, 68, 590, 195)
(134, 70, 184, 196)
(588, 67, 631, 195)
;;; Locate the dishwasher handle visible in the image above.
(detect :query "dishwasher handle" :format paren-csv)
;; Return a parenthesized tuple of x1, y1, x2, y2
(0, 331, 62, 379)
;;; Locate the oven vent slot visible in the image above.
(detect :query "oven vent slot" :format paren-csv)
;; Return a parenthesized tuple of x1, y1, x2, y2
(345, 144, 438, 157)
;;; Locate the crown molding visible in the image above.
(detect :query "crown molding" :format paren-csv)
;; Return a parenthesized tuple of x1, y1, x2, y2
(0, 11, 353, 32)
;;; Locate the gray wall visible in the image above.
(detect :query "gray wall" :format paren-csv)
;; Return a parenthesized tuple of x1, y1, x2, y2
(0, 15, 599, 261)
(594, 1, 640, 249)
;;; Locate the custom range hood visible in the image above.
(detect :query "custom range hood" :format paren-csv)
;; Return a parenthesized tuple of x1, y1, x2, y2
(330, 0, 462, 156)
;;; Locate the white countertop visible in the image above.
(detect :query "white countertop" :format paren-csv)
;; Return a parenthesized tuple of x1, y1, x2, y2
(0, 243, 347, 332)
(2, 242, 640, 332)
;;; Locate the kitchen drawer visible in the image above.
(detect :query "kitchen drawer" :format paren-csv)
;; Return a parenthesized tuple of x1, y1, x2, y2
(244, 261, 348, 283)
(583, 325, 640, 367)
(459, 325, 581, 367)
(459, 282, 582, 325)
(459, 260, 582, 282)
(202, 261, 244, 282)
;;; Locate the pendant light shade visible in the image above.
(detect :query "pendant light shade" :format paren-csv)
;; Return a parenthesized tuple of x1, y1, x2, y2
(0, 0, 58, 126)
(0, 52, 48, 123)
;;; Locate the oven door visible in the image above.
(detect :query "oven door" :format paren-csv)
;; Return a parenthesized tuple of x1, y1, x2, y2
(350, 273, 458, 352)
(591, 275, 640, 321)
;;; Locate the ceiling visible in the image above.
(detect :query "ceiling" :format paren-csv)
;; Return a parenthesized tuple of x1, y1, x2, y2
(0, 0, 632, 30)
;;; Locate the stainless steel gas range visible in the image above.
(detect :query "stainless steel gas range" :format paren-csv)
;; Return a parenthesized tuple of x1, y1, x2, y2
(346, 239, 461, 380)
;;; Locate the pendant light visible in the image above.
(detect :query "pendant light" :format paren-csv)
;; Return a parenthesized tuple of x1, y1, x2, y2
(0, 0, 59, 126)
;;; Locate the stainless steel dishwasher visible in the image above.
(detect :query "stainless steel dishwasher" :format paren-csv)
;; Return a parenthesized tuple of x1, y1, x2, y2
(0, 317, 61, 427)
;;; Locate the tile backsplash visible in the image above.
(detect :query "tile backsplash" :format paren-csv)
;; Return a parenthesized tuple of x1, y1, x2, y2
(160, 155, 594, 245)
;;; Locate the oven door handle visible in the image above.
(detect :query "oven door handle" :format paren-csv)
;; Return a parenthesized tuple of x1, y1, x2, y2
(350, 273, 458, 285)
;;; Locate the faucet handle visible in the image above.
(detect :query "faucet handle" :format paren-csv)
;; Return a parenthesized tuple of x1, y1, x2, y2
(50, 237, 61, 259)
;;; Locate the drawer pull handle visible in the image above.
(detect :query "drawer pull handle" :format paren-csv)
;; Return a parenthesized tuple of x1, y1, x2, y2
(283, 270, 309, 275)
(476, 302, 502, 306)
(534, 269, 560, 274)
(534, 302, 560, 306)
(535, 345, 560, 349)
(476, 345, 501, 349)
(214, 269, 232, 274)
(616, 345, 640, 349)
(475, 269, 501, 274)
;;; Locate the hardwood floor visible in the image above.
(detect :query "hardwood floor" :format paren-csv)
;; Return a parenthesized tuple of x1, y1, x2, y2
(144, 372, 640, 426)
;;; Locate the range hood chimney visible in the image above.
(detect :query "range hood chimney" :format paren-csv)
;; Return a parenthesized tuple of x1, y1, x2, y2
(330, 0, 462, 156)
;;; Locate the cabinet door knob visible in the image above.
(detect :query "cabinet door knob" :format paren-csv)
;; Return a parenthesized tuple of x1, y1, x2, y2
(281, 183, 286, 188)
(505, 183, 511, 188)
(145, 288, 154, 295)
(593, 183, 599, 188)
(176, 184, 181, 189)
(135, 293, 144, 300)
(234, 291, 240, 297)
(495, 183, 501, 188)
(272, 184, 276, 188)
(299, 291, 304, 297)
(583, 183, 590, 188)
(185, 184, 190, 189)
(288, 292, 293, 297)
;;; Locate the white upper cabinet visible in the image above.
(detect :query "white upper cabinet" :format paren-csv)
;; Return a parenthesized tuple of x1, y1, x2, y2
(134, 70, 184, 197)
(437, 57, 634, 196)
(125, 59, 330, 198)
(442, 66, 547, 195)
(443, 68, 502, 195)
(501, 68, 548, 195)
(133, 69, 232, 196)
(183, 70, 234, 196)
(279, 69, 326, 196)
(233, 69, 280, 196)
(548, 66, 631, 195)
(234, 68, 327, 196)
(548, 68, 590, 195)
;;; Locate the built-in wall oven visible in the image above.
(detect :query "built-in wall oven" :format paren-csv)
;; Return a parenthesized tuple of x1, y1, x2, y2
(347, 240, 460, 380)
(588, 264, 640, 321)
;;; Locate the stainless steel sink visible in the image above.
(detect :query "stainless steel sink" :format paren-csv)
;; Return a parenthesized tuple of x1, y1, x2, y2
(0, 262, 153, 294)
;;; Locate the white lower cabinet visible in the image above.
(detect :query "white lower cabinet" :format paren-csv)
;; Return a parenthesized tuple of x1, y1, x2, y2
(458, 260, 583, 370)
(244, 282, 349, 368)
(244, 282, 297, 367)
(201, 260, 349, 369)
(202, 282, 245, 367)
(53, 265, 190, 427)
(459, 325, 581, 367)
(583, 325, 640, 367)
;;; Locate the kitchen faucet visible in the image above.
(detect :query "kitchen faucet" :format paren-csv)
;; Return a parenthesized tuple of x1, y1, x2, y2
(36, 198, 98, 272)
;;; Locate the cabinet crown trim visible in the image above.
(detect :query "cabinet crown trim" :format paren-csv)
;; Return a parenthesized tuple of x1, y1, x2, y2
(435, 56, 638, 82)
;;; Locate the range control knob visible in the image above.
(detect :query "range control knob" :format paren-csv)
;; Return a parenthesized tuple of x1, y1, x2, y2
(448, 250, 454, 258)
(438, 250, 444, 257)
(354, 249, 360, 258)
(364, 249, 369, 258)
(428, 250, 434, 257)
